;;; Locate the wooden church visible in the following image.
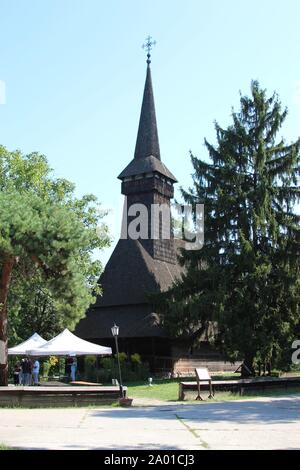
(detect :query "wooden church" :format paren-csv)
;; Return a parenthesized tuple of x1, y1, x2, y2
(75, 48, 186, 367)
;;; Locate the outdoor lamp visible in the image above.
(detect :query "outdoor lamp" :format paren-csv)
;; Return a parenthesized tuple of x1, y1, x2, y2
(111, 323, 124, 398)
(111, 324, 119, 337)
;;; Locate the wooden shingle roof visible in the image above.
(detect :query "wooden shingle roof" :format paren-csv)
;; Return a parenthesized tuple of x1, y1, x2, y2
(75, 239, 184, 339)
(118, 65, 176, 182)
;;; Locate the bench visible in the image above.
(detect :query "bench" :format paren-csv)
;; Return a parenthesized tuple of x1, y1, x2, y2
(178, 375, 300, 400)
(178, 379, 240, 400)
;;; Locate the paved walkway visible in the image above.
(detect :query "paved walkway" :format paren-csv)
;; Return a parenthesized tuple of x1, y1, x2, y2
(0, 396, 300, 450)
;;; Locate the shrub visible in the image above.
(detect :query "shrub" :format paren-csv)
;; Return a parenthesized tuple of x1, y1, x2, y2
(101, 357, 115, 370)
(130, 353, 141, 365)
(49, 356, 59, 376)
(83, 355, 98, 381)
(59, 357, 66, 376)
(84, 355, 97, 373)
(115, 352, 128, 363)
(82, 352, 150, 383)
(42, 359, 51, 378)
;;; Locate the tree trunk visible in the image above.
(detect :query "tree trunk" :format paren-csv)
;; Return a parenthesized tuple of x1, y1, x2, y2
(189, 324, 207, 355)
(241, 353, 255, 378)
(0, 257, 15, 386)
(257, 361, 262, 377)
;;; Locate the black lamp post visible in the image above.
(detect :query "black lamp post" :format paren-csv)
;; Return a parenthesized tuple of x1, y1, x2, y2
(111, 323, 124, 398)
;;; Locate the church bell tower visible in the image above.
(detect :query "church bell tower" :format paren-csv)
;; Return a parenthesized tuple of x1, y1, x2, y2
(118, 37, 177, 264)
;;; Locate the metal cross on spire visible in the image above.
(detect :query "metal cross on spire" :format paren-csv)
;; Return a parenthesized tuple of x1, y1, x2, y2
(142, 35, 156, 65)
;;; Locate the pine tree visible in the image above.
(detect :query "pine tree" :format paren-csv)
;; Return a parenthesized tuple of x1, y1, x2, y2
(156, 81, 300, 374)
(0, 147, 110, 385)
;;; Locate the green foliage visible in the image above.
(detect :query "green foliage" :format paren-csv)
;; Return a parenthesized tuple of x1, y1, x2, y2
(155, 81, 300, 372)
(0, 444, 13, 450)
(83, 353, 150, 383)
(83, 355, 97, 380)
(41, 357, 65, 379)
(128, 379, 300, 402)
(42, 360, 51, 379)
(84, 355, 97, 368)
(130, 353, 142, 365)
(45, 356, 59, 377)
(115, 352, 128, 363)
(100, 357, 114, 370)
(0, 145, 110, 345)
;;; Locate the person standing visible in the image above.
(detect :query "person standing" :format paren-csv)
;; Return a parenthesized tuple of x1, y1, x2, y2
(66, 355, 73, 381)
(21, 358, 27, 385)
(27, 357, 33, 385)
(20, 359, 25, 385)
(70, 356, 77, 382)
(13, 363, 21, 386)
(32, 358, 40, 385)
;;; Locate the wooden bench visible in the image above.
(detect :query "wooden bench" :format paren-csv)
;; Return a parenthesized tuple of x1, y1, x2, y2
(178, 375, 300, 400)
(178, 379, 239, 400)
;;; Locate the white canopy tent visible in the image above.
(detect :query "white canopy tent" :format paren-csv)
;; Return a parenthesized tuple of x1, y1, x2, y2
(27, 328, 112, 356)
(8, 333, 47, 356)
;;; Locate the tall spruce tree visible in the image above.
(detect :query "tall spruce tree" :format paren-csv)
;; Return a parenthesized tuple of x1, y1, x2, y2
(156, 81, 300, 374)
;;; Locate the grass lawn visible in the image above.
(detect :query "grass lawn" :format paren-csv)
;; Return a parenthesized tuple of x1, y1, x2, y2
(127, 375, 230, 401)
(128, 380, 180, 401)
(127, 376, 300, 402)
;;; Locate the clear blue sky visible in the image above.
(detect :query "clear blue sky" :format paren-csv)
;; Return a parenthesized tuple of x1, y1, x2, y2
(1, 0, 300, 264)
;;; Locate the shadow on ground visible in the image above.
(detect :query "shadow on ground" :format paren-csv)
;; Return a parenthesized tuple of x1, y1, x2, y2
(88, 396, 300, 426)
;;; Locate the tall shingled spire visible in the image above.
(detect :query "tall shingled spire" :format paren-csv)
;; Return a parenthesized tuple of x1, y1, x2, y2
(118, 37, 176, 182)
(134, 63, 160, 160)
